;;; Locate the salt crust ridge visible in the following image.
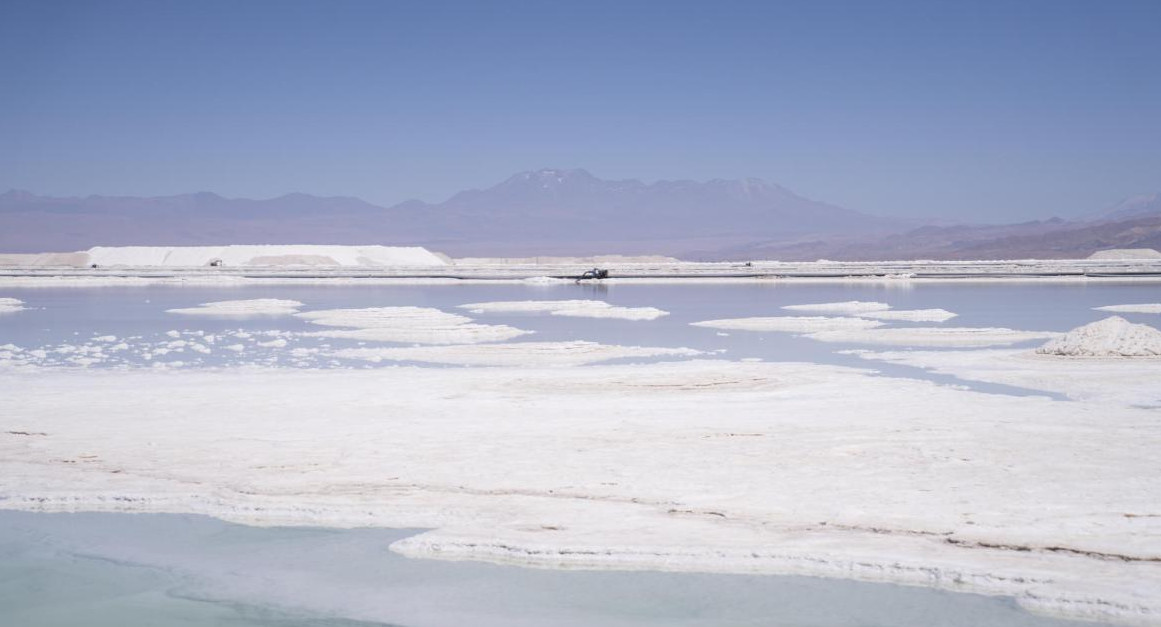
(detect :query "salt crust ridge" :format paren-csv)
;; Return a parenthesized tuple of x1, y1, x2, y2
(460, 300, 669, 321)
(1036, 316, 1161, 357)
(297, 306, 531, 345)
(691, 316, 883, 333)
(333, 340, 701, 367)
(852, 348, 1161, 407)
(1096, 304, 1161, 314)
(166, 299, 305, 316)
(782, 300, 892, 314)
(2, 361, 1159, 625)
(806, 327, 1060, 347)
(857, 308, 959, 322)
(0, 297, 23, 314)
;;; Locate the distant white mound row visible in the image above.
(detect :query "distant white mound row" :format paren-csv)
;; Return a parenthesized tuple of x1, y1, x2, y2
(692, 316, 882, 333)
(297, 306, 530, 344)
(334, 340, 701, 367)
(782, 300, 891, 314)
(85, 245, 447, 268)
(167, 299, 304, 316)
(1087, 248, 1161, 260)
(1037, 316, 1161, 357)
(0, 297, 24, 314)
(461, 300, 669, 321)
(1094, 303, 1161, 314)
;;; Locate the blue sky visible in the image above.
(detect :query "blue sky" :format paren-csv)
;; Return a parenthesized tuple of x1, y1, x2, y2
(1, 0, 1159, 221)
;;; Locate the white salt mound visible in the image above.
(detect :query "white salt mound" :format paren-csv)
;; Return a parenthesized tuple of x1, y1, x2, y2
(782, 301, 891, 314)
(0, 297, 24, 314)
(1086, 248, 1161, 260)
(1094, 303, 1161, 315)
(85, 245, 447, 268)
(1036, 316, 1161, 357)
(167, 299, 305, 316)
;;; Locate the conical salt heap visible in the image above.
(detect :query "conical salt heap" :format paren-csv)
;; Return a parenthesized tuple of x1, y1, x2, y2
(1036, 316, 1161, 357)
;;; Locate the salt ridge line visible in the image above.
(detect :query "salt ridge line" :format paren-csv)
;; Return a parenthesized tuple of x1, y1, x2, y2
(1095, 303, 1161, 314)
(850, 348, 1161, 407)
(782, 301, 892, 314)
(857, 308, 959, 322)
(805, 326, 1061, 347)
(460, 300, 669, 321)
(166, 299, 305, 316)
(0, 297, 23, 314)
(2, 361, 1159, 625)
(296, 306, 531, 345)
(333, 341, 703, 367)
(691, 316, 883, 333)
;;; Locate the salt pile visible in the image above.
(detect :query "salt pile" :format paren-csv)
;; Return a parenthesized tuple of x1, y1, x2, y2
(297, 306, 531, 344)
(1094, 303, 1161, 314)
(782, 301, 891, 314)
(691, 316, 883, 333)
(85, 245, 447, 268)
(167, 299, 304, 316)
(461, 300, 669, 321)
(0, 297, 24, 314)
(1036, 316, 1161, 357)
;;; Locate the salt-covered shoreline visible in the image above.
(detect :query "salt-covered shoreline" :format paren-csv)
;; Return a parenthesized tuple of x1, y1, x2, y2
(2, 360, 1159, 625)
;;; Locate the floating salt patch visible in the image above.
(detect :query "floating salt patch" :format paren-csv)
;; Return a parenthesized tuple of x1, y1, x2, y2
(806, 326, 1060, 347)
(297, 306, 531, 345)
(333, 340, 701, 367)
(1036, 316, 1161, 357)
(167, 299, 304, 316)
(1094, 304, 1161, 315)
(461, 300, 668, 321)
(0, 297, 24, 314)
(857, 309, 958, 322)
(691, 316, 883, 333)
(782, 301, 891, 314)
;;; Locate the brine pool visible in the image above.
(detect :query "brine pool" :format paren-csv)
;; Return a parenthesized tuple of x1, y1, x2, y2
(2, 279, 1158, 626)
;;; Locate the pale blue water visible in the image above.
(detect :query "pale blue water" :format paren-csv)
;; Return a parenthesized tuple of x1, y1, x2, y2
(2, 281, 1156, 625)
(0, 511, 1103, 627)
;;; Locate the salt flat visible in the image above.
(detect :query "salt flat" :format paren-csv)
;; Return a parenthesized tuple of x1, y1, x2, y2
(1, 359, 1158, 624)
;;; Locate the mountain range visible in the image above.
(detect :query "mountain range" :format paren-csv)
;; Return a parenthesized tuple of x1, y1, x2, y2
(2, 169, 1159, 260)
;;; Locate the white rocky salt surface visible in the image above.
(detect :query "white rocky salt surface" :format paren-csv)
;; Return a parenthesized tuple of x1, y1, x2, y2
(333, 340, 702, 367)
(690, 316, 884, 333)
(0, 297, 24, 314)
(805, 326, 1061, 347)
(1095, 303, 1161, 314)
(782, 301, 892, 314)
(1, 360, 1159, 625)
(1036, 316, 1161, 357)
(296, 306, 531, 345)
(166, 298, 305, 316)
(857, 308, 959, 322)
(461, 299, 669, 321)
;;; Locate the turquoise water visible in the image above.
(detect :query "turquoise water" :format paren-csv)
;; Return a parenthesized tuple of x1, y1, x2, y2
(0, 511, 1102, 627)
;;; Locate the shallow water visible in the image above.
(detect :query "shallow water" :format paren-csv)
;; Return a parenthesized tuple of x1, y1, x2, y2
(2, 280, 1158, 393)
(0, 511, 1102, 627)
(1, 281, 1156, 626)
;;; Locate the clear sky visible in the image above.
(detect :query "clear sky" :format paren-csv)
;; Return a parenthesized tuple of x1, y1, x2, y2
(1, 0, 1159, 221)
